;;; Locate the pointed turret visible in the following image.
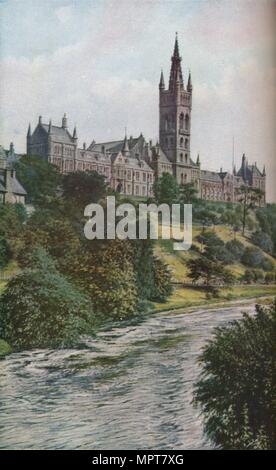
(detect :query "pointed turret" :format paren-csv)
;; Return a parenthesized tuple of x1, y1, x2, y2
(263, 165, 266, 176)
(159, 69, 165, 90)
(73, 125, 77, 139)
(27, 123, 31, 137)
(169, 32, 184, 92)
(196, 153, 200, 165)
(122, 134, 130, 155)
(48, 119, 52, 134)
(38, 115, 42, 125)
(233, 164, 236, 176)
(187, 70, 192, 92)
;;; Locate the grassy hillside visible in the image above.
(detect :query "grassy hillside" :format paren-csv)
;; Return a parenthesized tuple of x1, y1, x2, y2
(154, 223, 276, 311)
(156, 224, 276, 284)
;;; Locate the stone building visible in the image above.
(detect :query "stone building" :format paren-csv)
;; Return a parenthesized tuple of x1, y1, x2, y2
(26, 35, 266, 204)
(0, 144, 26, 204)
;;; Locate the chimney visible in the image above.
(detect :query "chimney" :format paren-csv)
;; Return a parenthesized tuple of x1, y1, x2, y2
(4, 167, 14, 203)
(62, 113, 68, 129)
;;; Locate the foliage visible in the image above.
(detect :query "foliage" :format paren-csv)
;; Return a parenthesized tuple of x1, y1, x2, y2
(0, 236, 12, 269)
(187, 255, 234, 296)
(151, 257, 173, 302)
(241, 246, 273, 271)
(225, 239, 245, 261)
(194, 300, 276, 449)
(251, 231, 273, 255)
(153, 172, 179, 205)
(62, 171, 107, 209)
(179, 182, 198, 204)
(0, 248, 95, 350)
(15, 154, 62, 205)
(194, 208, 218, 231)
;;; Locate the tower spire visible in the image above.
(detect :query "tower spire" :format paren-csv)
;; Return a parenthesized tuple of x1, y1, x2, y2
(187, 70, 192, 92)
(122, 132, 130, 155)
(159, 69, 165, 90)
(169, 32, 184, 91)
(27, 123, 31, 136)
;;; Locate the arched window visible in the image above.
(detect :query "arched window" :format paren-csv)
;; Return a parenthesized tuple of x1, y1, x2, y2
(164, 115, 169, 131)
(185, 153, 188, 163)
(185, 114, 189, 131)
(185, 138, 188, 149)
(179, 113, 184, 130)
(184, 173, 187, 183)
(180, 137, 184, 147)
(181, 173, 184, 184)
(180, 153, 183, 163)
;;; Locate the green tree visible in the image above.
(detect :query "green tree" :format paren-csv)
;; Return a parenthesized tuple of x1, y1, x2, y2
(179, 182, 198, 204)
(237, 185, 264, 235)
(62, 170, 107, 208)
(187, 255, 234, 296)
(194, 300, 276, 449)
(0, 248, 95, 350)
(15, 154, 62, 206)
(153, 173, 179, 205)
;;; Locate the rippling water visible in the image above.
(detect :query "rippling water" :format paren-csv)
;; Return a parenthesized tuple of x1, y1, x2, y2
(0, 302, 257, 450)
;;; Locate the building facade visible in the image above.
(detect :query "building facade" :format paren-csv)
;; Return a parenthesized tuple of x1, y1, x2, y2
(0, 144, 26, 204)
(26, 36, 266, 204)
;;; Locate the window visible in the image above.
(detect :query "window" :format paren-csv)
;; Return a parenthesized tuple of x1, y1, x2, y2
(185, 138, 188, 149)
(180, 153, 183, 163)
(179, 113, 184, 130)
(164, 115, 169, 131)
(135, 185, 140, 196)
(180, 137, 184, 147)
(185, 114, 189, 131)
(185, 154, 188, 163)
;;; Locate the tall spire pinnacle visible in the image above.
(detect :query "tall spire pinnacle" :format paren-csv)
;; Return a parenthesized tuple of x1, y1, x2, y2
(73, 125, 77, 139)
(187, 70, 192, 92)
(196, 153, 200, 165)
(169, 33, 184, 91)
(263, 164, 266, 176)
(159, 69, 165, 90)
(122, 132, 130, 155)
(48, 119, 52, 134)
(27, 123, 31, 136)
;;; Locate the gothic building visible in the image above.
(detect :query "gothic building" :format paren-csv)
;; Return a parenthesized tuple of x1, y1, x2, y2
(0, 143, 26, 204)
(26, 35, 266, 204)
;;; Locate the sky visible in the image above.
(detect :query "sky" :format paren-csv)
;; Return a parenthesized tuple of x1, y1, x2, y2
(0, 0, 275, 201)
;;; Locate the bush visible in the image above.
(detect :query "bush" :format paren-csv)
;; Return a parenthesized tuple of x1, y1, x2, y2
(251, 231, 273, 255)
(0, 248, 95, 350)
(225, 239, 245, 261)
(194, 300, 276, 449)
(265, 272, 275, 284)
(151, 257, 173, 302)
(241, 247, 265, 269)
(0, 236, 12, 269)
(262, 258, 274, 272)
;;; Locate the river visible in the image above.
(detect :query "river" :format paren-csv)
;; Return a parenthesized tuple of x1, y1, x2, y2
(0, 302, 258, 450)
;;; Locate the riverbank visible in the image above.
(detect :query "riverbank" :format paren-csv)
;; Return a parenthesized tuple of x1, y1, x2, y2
(153, 284, 276, 313)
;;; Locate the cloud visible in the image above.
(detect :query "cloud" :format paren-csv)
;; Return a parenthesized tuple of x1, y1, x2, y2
(0, 0, 275, 201)
(55, 5, 74, 25)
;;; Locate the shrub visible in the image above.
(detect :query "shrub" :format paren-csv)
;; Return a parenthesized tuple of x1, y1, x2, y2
(151, 257, 173, 302)
(251, 231, 273, 255)
(0, 248, 95, 350)
(194, 300, 276, 449)
(265, 272, 275, 284)
(225, 239, 245, 261)
(241, 247, 265, 269)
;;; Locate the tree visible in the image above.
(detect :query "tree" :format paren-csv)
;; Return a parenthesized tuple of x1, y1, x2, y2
(195, 208, 218, 233)
(15, 154, 62, 205)
(251, 231, 273, 255)
(179, 182, 198, 204)
(241, 246, 273, 271)
(0, 248, 95, 350)
(225, 239, 245, 261)
(62, 170, 107, 208)
(187, 255, 234, 296)
(153, 173, 179, 205)
(194, 300, 276, 449)
(237, 185, 264, 235)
